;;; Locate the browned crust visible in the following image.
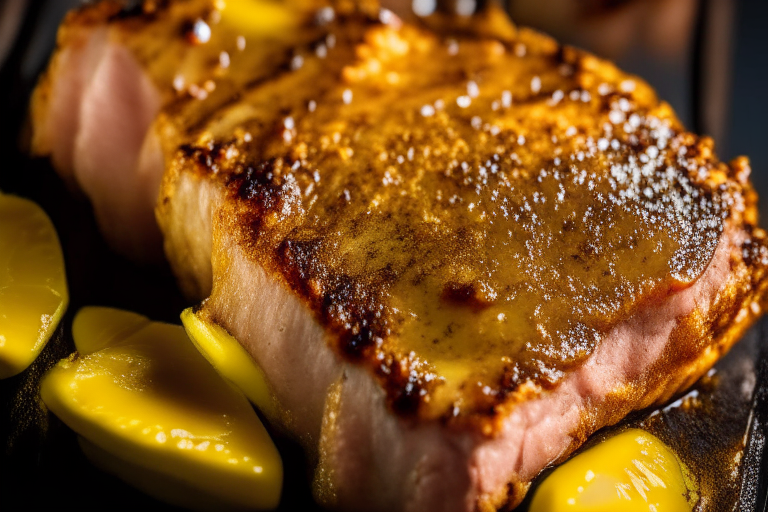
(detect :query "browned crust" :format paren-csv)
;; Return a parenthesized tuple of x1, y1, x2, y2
(153, 3, 768, 434)
(59, 0, 175, 30)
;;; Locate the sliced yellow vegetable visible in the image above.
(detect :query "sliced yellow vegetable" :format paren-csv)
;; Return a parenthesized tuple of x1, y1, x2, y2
(0, 193, 68, 379)
(41, 307, 282, 511)
(221, 0, 301, 36)
(72, 306, 148, 354)
(181, 307, 276, 418)
(529, 428, 695, 512)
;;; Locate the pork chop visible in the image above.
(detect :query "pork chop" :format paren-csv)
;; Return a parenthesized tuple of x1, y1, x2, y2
(30, 1, 768, 510)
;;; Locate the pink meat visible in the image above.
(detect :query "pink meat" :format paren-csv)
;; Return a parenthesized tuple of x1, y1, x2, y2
(31, 25, 163, 261)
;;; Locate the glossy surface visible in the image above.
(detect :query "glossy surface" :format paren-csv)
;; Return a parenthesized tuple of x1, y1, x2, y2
(39, 0, 766, 431)
(163, 1, 748, 423)
(181, 306, 276, 418)
(529, 429, 694, 511)
(0, 193, 68, 378)
(40, 307, 282, 510)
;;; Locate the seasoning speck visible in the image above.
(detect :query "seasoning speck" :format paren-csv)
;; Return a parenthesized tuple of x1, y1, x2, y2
(188, 83, 208, 100)
(620, 80, 636, 93)
(609, 110, 626, 125)
(316, 6, 335, 25)
(413, 0, 437, 17)
(467, 81, 480, 98)
(291, 54, 304, 70)
(457, 95, 471, 108)
(379, 8, 400, 26)
(447, 39, 459, 56)
(172, 75, 185, 91)
(454, 0, 477, 16)
(501, 90, 512, 108)
(189, 19, 211, 45)
(219, 51, 230, 69)
(531, 76, 541, 94)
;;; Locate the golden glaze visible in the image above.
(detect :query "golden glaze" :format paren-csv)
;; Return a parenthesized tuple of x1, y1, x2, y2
(55, 0, 768, 430)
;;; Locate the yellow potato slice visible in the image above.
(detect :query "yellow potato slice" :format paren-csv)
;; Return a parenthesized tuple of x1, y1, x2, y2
(41, 307, 283, 511)
(529, 428, 696, 512)
(181, 307, 277, 418)
(0, 193, 68, 379)
(221, 0, 301, 35)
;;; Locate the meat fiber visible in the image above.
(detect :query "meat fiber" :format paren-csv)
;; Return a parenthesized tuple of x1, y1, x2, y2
(30, 1, 768, 510)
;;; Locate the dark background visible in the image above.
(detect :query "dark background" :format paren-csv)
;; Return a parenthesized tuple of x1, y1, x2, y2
(0, 0, 766, 510)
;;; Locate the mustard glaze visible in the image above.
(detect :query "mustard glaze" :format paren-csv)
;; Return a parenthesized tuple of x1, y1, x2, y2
(181, 5, 742, 422)
(64, 0, 763, 426)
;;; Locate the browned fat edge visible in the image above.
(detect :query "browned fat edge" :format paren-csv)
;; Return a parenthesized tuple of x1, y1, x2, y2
(62, 0, 173, 27)
(107, 0, 173, 21)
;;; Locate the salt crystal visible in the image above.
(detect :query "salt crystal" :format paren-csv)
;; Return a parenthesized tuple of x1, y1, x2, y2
(467, 81, 480, 98)
(501, 90, 512, 108)
(531, 76, 541, 94)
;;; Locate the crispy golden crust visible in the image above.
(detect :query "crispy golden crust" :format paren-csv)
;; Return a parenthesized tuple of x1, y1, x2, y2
(36, 0, 768, 439)
(152, 3, 768, 432)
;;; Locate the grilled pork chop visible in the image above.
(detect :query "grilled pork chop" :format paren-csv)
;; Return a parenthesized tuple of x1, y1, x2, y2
(31, 0, 768, 510)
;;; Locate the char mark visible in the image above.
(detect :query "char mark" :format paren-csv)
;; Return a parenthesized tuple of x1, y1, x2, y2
(275, 237, 437, 416)
(107, 0, 170, 21)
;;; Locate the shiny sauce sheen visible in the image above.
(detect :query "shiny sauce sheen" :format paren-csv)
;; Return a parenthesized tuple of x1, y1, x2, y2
(164, 2, 742, 427)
